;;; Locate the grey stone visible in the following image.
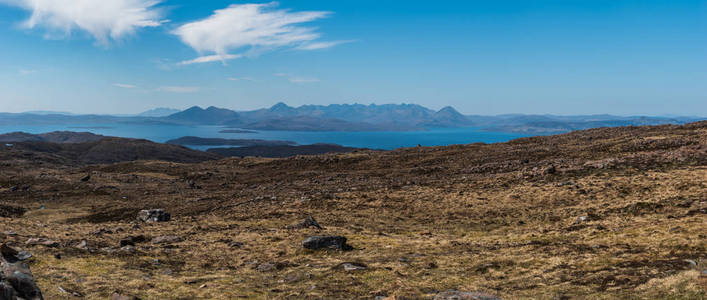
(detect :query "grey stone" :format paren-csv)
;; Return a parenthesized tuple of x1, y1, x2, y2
(137, 209, 171, 222)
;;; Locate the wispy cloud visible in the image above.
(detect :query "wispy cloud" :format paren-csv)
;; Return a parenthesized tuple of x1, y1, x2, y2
(157, 86, 200, 93)
(274, 73, 320, 84)
(19, 69, 37, 75)
(227, 77, 256, 82)
(173, 2, 347, 65)
(177, 54, 242, 66)
(1, 0, 165, 45)
(113, 83, 137, 89)
(296, 40, 354, 50)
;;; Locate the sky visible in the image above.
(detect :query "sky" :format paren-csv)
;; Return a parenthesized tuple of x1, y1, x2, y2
(0, 0, 705, 116)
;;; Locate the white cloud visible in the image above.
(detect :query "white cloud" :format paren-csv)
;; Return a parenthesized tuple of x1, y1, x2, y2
(177, 53, 242, 66)
(296, 40, 353, 50)
(113, 83, 137, 89)
(2, 0, 165, 44)
(173, 2, 345, 65)
(157, 86, 199, 93)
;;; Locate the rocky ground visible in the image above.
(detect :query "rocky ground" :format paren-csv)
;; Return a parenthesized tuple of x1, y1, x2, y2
(0, 122, 706, 299)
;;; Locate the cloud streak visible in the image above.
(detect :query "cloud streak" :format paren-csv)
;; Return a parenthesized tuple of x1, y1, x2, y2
(157, 86, 200, 93)
(2, 0, 164, 44)
(113, 83, 137, 89)
(177, 54, 242, 66)
(274, 73, 320, 84)
(173, 2, 346, 65)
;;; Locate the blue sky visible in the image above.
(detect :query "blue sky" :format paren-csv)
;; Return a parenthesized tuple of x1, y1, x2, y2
(0, 0, 705, 115)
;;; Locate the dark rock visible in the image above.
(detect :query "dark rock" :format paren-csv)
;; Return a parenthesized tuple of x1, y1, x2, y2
(1, 244, 20, 259)
(302, 236, 352, 251)
(0, 257, 44, 300)
(227, 241, 244, 248)
(9, 186, 18, 192)
(80, 174, 91, 182)
(137, 209, 170, 222)
(286, 216, 323, 230)
(120, 235, 147, 247)
(434, 290, 500, 300)
(112, 293, 141, 300)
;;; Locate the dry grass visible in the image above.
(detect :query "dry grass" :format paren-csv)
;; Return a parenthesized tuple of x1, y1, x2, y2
(1, 122, 706, 299)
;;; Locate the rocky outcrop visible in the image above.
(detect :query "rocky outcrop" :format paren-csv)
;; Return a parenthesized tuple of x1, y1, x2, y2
(0, 244, 44, 300)
(137, 209, 171, 222)
(302, 236, 352, 251)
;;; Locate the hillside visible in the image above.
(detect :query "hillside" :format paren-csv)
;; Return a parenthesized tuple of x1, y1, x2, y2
(207, 143, 362, 158)
(0, 122, 705, 299)
(1, 137, 221, 165)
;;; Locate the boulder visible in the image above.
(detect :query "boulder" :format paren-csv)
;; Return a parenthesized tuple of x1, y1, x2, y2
(137, 209, 171, 222)
(434, 290, 500, 300)
(0, 254, 44, 300)
(302, 236, 352, 251)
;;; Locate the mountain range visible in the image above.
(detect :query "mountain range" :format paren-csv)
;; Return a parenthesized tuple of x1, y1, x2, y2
(0, 103, 703, 134)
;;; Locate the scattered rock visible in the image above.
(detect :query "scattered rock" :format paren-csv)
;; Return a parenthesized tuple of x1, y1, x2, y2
(0, 251, 44, 300)
(1, 244, 20, 258)
(684, 259, 698, 268)
(151, 236, 182, 245)
(120, 235, 147, 247)
(119, 245, 135, 254)
(434, 290, 501, 300)
(92, 228, 113, 235)
(112, 293, 140, 300)
(3, 231, 17, 236)
(137, 209, 171, 222)
(302, 236, 352, 251)
(80, 174, 91, 182)
(75, 240, 88, 250)
(574, 215, 589, 224)
(337, 262, 367, 272)
(25, 238, 59, 248)
(286, 216, 323, 230)
(227, 241, 244, 248)
(58, 286, 83, 297)
(256, 263, 276, 272)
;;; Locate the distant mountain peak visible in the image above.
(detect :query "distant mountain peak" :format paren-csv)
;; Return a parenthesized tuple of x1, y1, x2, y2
(270, 102, 293, 111)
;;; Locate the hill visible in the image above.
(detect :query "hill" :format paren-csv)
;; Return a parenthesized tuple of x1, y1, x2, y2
(0, 131, 106, 143)
(1, 137, 220, 165)
(0, 122, 704, 298)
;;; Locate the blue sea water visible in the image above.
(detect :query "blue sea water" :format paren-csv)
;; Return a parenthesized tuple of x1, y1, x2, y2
(0, 124, 528, 150)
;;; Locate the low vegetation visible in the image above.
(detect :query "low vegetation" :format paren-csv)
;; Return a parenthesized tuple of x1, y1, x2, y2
(0, 122, 706, 299)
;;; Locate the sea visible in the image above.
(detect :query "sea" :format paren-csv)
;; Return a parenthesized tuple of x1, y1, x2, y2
(0, 124, 529, 150)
